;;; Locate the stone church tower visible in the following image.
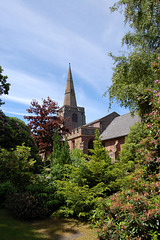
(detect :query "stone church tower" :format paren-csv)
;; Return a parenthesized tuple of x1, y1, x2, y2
(57, 64, 86, 131)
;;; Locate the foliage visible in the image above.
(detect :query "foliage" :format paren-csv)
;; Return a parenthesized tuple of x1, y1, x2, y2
(54, 181, 106, 219)
(120, 122, 148, 164)
(106, 50, 157, 114)
(89, 129, 111, 164)
(24, 97, 64, 159)
(50, 130, 71, 166)
(0, 145, 36, 189)
(49, 131, 71, 180)
(110, 0, 160, 51)
(0, 66, 10, 106)
(0, 112, 41, 170)
(26, 172, 63, 213)
(5, 192, 49, 220)
(0, 181, 17, 208)
(94, 172, 160, 240)
(70, 148, 86, 167)
(138, 82, 160, 174)
(93, 57, 160, 239)
(106, 0, 160, 113)
(51, 131, 131, 219)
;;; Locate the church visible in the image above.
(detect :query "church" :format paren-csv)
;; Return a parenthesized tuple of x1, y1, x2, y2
(58, 64, 140, 160)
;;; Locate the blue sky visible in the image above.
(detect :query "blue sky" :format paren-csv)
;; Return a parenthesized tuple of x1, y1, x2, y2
(0, 0, 129, 124)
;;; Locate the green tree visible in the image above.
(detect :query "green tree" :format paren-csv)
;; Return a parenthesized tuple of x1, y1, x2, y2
(105, 0, 160, 114)
(110, 0, 160, 51)
(0, 112, 42, 170)
(93, 56, 160, 240)
(0, 66, 10, 106)
(89, 129, 111, 164)
(0, 145, 35, 189)
(120, 122, 148, 164)
(49, 130, 71, 180)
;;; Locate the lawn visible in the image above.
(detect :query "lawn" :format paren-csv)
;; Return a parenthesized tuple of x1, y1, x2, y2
(0, 209, 97, 240)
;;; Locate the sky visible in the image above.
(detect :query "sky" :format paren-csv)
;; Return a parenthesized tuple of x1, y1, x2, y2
(0, 0, 130, 124)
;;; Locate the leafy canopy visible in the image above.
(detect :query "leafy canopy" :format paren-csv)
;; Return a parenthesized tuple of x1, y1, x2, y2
(105, 0, 160, 113)
(0, 66, 10, 106)
(110, 0, 160, 51)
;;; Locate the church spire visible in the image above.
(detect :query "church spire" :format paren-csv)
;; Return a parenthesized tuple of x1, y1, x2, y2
(64, 63, 77, 106)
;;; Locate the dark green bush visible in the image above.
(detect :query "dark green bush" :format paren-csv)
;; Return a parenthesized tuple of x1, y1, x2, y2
(0, 181, 17, 208)
(26, 182, 62, 212)
(0, 112, 42, 172)
(5, 192, 49, 220)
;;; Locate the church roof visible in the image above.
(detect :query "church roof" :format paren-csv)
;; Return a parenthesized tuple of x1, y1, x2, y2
(100, 113, 141, 141)
(64, 63, 77, 106)
(84, 112, 119, 127)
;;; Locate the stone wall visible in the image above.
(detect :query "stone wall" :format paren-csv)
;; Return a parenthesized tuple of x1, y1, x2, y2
(103, 136, 125, 161)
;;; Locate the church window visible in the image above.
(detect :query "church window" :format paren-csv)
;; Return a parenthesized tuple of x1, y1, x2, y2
(72, 113, 78, 122)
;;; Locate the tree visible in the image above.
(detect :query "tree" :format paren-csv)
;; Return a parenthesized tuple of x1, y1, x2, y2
(0, 66, 10, 106)
(105, 0, 160, 114)
(110, 0, 160, 51)
(93, 57, 160, 240)
(0, 112, 36, 151)
(119, 122, 148, 164)
(0, 112, 42, 171)
(89, 129, 111, 163)
(24, 97, 64, 159)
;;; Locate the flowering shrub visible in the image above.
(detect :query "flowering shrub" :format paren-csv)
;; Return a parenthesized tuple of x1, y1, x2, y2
(93, 56, 160, 239)
(139, 81, 160, 174)
(94, 170, 160, 239)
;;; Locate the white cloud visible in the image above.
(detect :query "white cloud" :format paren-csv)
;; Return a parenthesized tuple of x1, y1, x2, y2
(2, 68, 64, 106)
(0, 0, 122, 94)
(0, 0, 129, 122)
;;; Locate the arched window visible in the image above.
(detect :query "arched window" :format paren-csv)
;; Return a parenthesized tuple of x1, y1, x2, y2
(72, 113, 78, 122)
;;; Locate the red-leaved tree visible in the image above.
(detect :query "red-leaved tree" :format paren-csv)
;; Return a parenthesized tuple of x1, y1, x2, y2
(24, 97, 64, 159)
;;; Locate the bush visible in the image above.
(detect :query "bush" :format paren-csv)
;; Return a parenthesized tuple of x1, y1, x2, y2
(93, 58, 160, 239)
(93, 170, 160, 240)
(120, 122, 148, 164)
(0, 112, 42, 172)
(5, 192, 49, 220)
(0, 181, 17, 208)
(0, 145, 36, 189)
(53, 181, 106, 219)
(26, 180, 62, 213)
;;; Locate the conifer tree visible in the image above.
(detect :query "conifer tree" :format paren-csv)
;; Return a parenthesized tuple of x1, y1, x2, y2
(89, 129, 111, 164)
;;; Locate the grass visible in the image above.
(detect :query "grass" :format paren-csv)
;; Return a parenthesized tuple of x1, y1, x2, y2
(0, 209, 98, 240)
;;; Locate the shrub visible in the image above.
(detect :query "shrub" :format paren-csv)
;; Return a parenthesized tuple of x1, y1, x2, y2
(0, 112, 42, 172)
(93, 170, 160, 240)
(5, 192, 49, 220)
(26, 179, 62, 213)
(53, 181, 106, 219)
(120, 122, 148, 164)
(0, 181, 17, 207)
(93, 57, 160, 239)
(0, 145, 36, 189)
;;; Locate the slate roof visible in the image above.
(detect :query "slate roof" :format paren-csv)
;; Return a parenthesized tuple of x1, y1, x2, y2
(84, 111, 119, 127)
(100, 113, 141, 141)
